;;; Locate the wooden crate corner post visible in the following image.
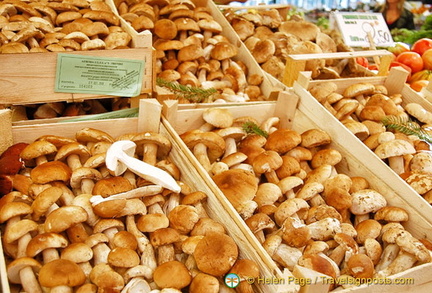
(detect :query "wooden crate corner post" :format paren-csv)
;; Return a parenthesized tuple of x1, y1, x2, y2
(0, 109, 13, 154)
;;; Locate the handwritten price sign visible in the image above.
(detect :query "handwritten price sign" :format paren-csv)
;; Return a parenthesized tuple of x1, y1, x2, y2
(331, 12, 394, 48)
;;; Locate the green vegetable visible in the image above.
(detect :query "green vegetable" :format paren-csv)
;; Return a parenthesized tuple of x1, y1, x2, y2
(242, 121, 268, 138)
(381, 115, 432, 144)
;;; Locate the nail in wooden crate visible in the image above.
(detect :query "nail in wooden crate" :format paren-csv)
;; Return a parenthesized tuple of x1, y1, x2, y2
(160, 91, 432, 293)
(0, 99, 284, 293)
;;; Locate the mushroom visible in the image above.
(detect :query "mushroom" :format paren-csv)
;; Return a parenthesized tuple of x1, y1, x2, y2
(105, 140, 180, 192)
(38, 259, 86, 292)
(7, 257, 43, 293)
(181, 130, 225, 172)
(193, 232, 238, 277)
(153, 260, 192, 289)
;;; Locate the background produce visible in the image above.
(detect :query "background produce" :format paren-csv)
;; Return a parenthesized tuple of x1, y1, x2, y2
(383, 38, 432, 92)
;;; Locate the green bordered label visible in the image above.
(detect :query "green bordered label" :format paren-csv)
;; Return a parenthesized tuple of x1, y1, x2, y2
(55, 53, 145, 97)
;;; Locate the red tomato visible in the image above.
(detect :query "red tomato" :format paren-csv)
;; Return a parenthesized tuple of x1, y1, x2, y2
(422, 48, 432, 70)
(411, 38, 432, 56)
(389, 61, 412, 80)
(355, 57, 369, 68)
(387, 42, 410, 56)
(395, 52, 424, 73)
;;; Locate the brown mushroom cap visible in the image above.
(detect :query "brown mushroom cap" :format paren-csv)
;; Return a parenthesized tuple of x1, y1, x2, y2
(153, 18, 177, 39)
(211, 41, 238, 60)
(189, 272, 219, 293)
(108, 247, 140, 268)
(194, 232, 239, 277)
(202, 108, 234, 129)
(346, 253, 374, 279)
(44, 205, 88, 233)
(153, 260, 191, 289)
(343, 83, 375, 99)
(212, 169, 258, 210)
(265, 129, 301, 154)
(38, 259, 86, 288)
(30, 161, 72, 184)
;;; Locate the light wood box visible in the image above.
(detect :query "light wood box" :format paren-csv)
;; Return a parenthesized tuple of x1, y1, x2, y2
(106, 0, 279, 102)
(0, 22, 153, 107)
(161, 90, 432, 292)
(0, 99, 279, 293)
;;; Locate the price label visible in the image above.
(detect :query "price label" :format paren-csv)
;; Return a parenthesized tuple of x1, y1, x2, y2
(55, 54, 145, 97)
(331, 12, 394, 48)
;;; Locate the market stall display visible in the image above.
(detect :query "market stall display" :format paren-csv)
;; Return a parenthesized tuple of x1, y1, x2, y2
(163, 90, 432, 292)
(0, 100, 274, 292)
(1, 0, 432, 292)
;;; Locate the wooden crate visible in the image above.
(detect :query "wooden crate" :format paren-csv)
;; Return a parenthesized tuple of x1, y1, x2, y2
(106, 0, 279, 102)
(282, 50, 394, 87)
(161, 92, 432, 293)
(0, 26, 153, 107)
(0, 99, 285, 293)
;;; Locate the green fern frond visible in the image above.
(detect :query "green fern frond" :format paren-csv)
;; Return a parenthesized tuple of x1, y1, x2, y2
(242, 121, 269, 138)
(156, 78, 217, 103)
(381, 115, 432, 144)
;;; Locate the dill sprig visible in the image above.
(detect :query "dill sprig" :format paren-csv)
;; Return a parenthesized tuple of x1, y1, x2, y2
(156, 78, 217, 103)
(381, 115, 432, 144)
(242, 121, 269, 138)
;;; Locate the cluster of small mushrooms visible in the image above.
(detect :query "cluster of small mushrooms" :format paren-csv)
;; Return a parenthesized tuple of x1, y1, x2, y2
(179, 107, 432, 290)
(0, 0, 133, 53)
(114, 0, 266, 103)
(0, 127, 260, 292)
(222, 7, 373, 81)
(308, 81, 432, 204)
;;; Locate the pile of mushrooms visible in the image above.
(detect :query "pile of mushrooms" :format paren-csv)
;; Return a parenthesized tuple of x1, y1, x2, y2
(0, 0, 133, 120)
(222, 7, 373, 81)
(0, 127, 260, 292)
(0, 0, 133, 53)
(179, 107, 432, 291)
(308, 81, 432, 204)
(114, 0, 266, 103)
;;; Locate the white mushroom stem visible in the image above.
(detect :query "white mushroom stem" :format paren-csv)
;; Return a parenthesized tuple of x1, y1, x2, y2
(375, 243, 400, 272)
(376, 251, 417, 278)
(163, 193, 180, 215)
(203, 44, 214, 61)
(157, 244, 175, 265)
(223, 138, 237, 158)
(201, 80, 230, 90)
(89, 185, 163, 206)
(388, 156, 405, 175)
(126, 216, 157, 273)
(148, 203, 164, 214)
(220, 93, 247, 103)
(92, 243, 111, 265)
(106, 141, 180, 192)
(42, 248, 60, 264)
(123, 170, 137, 188)
(19, 266, 43, 293)
(193, 143, 212, 172)
(210, 162, 229, 176)
(261, 117, 280, 134)
(228, 60, 247, 91)
(143, 142, 158, 166)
